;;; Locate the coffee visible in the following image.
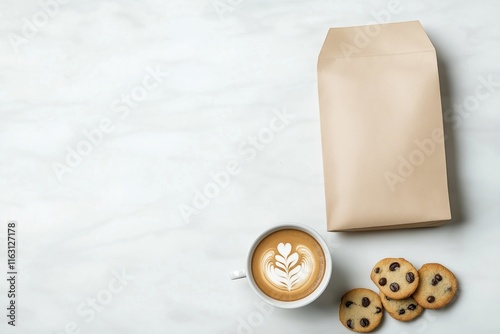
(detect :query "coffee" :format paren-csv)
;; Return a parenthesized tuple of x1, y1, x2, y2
(250, 228, 326, 302)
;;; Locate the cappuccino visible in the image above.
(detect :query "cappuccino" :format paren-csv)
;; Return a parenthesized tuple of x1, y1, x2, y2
(250, 228, 326, 302)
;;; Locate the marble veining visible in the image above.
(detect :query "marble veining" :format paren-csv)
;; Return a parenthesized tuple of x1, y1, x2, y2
(1, 0, 499, 333)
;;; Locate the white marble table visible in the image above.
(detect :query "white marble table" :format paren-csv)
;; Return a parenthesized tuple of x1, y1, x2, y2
(1, 0, 499, 333)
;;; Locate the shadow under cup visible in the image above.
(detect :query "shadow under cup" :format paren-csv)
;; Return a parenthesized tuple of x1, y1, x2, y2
(245, 224, 332, 309)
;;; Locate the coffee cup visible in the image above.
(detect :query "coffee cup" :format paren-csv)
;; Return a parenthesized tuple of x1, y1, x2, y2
(230, 223, 332, 308)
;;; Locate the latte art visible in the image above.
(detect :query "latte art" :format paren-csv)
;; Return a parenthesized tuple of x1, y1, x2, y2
(261, 243, 315, 292)
(251, 228, 326, 302)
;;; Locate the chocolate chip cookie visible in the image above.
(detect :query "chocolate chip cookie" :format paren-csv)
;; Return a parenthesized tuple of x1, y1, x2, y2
(370, 258, 419, 299)
(412, 263, 458, 309)
(380, 291, 423, 322)
(339, 288, 384, 333)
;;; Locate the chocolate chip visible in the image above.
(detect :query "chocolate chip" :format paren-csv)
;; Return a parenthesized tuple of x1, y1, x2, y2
(360, 318, 370, 327)
(435, 274, 442, 281)
(375, 307, 382, 314)
(389, 262, 400, 271)
(390, 283, 400, 292)
(431, 278, 438, 286)
(427, 296, 435, 303)
(408, 304, 417, 310)
(345, 301, 353, 307)
(379, 278, 387, 286)
(346, 319, 353, 329)
(374, 267, 380, 273)
(399, 309, 405, 315)
(362, 297, 370, 307)
(406, 272, 415, 283)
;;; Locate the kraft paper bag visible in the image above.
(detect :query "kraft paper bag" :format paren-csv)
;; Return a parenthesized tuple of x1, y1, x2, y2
(317, 21, 451, 231)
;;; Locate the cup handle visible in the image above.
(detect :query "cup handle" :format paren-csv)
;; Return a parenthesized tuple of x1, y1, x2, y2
(230, 269, 247, 280)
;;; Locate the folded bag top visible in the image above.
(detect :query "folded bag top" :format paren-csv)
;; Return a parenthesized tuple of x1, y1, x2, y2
(317, 21, 451, 231)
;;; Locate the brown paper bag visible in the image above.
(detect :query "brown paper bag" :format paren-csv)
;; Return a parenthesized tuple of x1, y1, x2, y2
(317, 21, 451, 231)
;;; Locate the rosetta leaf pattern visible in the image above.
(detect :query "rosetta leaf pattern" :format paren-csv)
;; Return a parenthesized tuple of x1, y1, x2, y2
(273, 243, 302, 291)
(262, 243, 314, 292)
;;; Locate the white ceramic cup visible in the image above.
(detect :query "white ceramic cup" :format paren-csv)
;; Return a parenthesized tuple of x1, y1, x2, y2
(230, 223, 332, 309)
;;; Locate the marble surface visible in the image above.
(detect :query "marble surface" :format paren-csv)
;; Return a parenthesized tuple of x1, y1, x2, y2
(1, 0, 499, 333)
